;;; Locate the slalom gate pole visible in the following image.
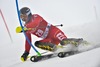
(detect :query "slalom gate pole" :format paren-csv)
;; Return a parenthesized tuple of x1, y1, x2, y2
(0, 9, 13, 43)
(15, 0, 41, 56)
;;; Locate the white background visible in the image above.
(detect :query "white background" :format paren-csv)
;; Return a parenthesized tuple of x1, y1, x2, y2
(0, 0, 100, 67)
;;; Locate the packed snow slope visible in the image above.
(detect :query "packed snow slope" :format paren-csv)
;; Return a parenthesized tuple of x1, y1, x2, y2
(0, 0, 100, 67)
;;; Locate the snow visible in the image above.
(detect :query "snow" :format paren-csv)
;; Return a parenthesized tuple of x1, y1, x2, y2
(0, 0, 100, 67)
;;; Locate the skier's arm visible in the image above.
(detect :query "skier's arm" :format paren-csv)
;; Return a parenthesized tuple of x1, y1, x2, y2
(25, 32, 31, 52)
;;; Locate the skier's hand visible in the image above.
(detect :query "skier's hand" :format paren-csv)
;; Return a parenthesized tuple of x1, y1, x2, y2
(16, 26, 27, 33)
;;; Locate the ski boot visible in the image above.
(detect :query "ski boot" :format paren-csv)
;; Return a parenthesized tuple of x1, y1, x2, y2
(60, 38, 83, 47)
(35, 41, 57, 51)
(21, 51, 29, 62)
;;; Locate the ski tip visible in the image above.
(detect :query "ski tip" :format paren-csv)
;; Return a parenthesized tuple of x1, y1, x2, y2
(30, 56, 39, 62)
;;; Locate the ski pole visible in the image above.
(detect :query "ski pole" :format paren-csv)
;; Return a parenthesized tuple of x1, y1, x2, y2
(26, 24, 63, 30)
(16, 24, 63, 33)
(15, 0, 41, 56)
(55, 24, 63, 27)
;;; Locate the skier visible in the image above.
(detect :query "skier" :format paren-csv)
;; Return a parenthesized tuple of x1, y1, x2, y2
(18, 7, 83, 61)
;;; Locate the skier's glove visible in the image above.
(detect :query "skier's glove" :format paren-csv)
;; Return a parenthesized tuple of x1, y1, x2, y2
(16, 26, 27, 33)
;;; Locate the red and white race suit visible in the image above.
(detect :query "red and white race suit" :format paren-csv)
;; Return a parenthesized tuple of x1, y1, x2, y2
(24, 14, 67, 52)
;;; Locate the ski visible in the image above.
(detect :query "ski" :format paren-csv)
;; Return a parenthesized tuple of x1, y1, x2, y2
(30, 51, 75, 62)
(30, 53, 56, 62)
(57, 51, 76, 58)
(30, 45, 100, 62)
(29, 40, 100, 62)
